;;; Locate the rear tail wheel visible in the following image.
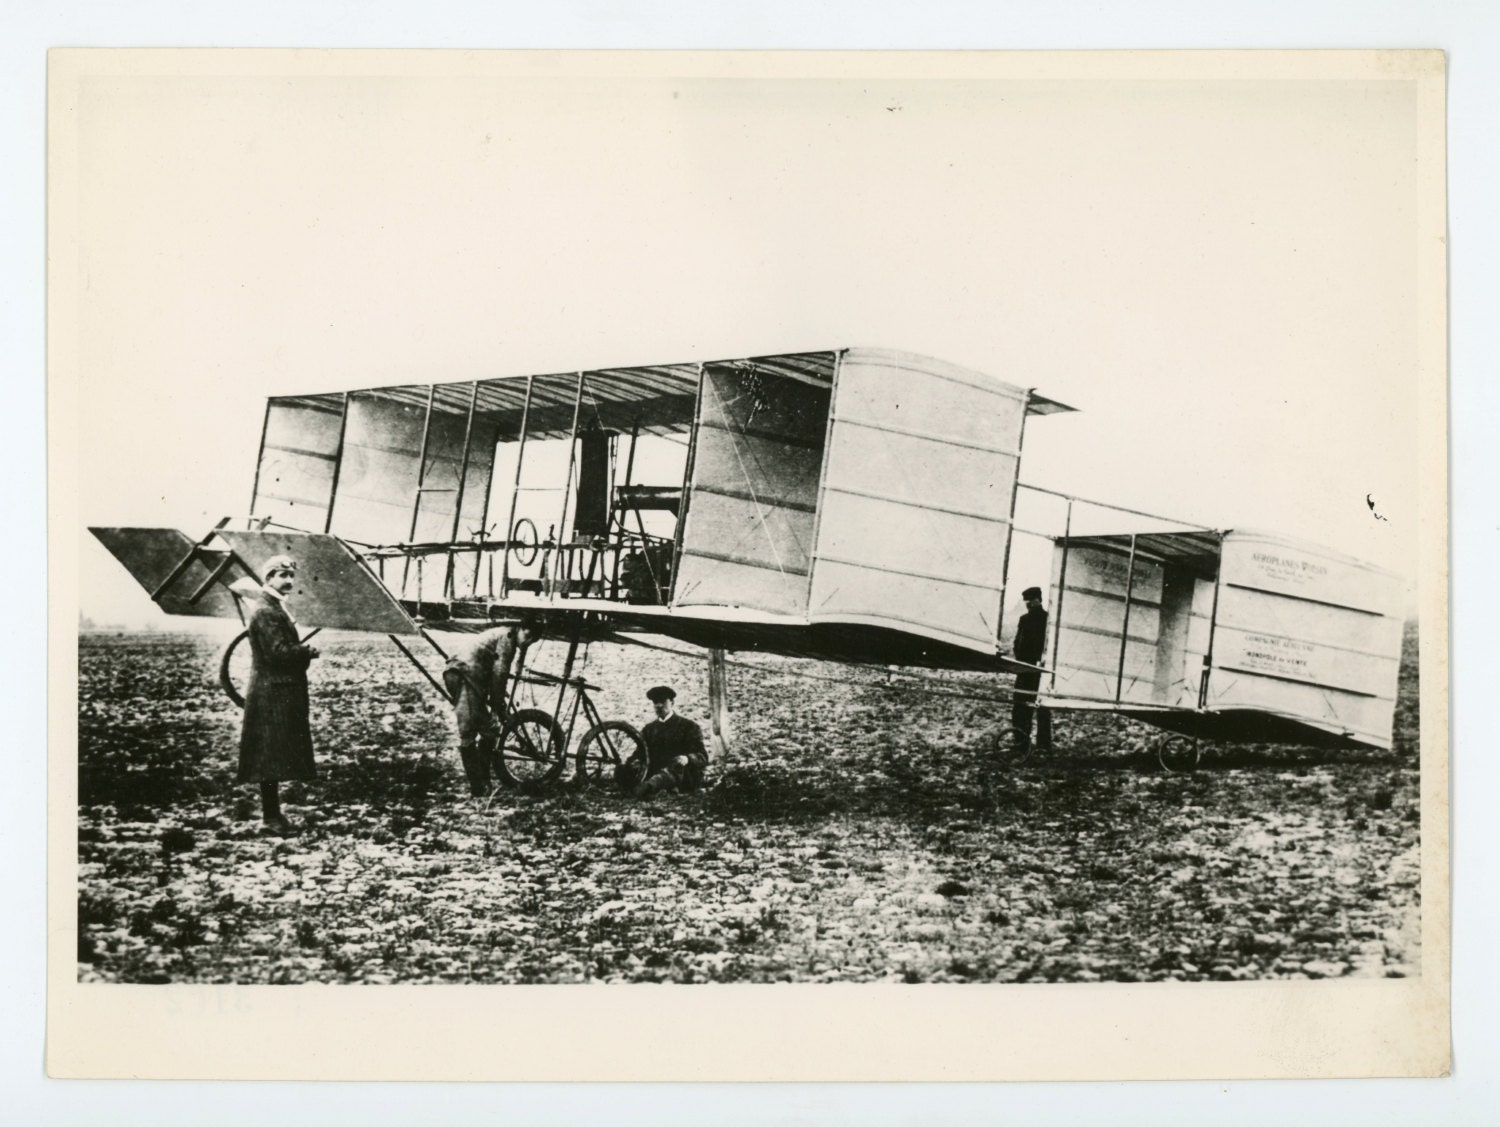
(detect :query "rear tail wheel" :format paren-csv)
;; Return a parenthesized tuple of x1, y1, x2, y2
(994, 726, 1034, 767)
(1157, 735, 1201, 773)
(575, 720, 645, 786)
(493, 708, 567, 788)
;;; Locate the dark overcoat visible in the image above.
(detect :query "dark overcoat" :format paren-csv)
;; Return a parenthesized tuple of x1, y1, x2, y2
(641, 713, 708, 774)
(1013, 605, 1049, 666)
(237, 592, 317, 783)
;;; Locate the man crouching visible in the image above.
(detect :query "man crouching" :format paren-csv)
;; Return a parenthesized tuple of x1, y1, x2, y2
(618, 684, 709, 798)
(442, 623, 532, 796)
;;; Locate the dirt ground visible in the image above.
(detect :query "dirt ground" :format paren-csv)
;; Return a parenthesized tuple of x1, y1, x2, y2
(75, 623, 1421, 984)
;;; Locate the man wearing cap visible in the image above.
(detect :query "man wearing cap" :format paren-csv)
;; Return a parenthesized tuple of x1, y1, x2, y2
(233, 555, 320, 834)
(1011, 586, 1053, 755)
(442, 623, 533, 796)
(619, 684, 709, 797)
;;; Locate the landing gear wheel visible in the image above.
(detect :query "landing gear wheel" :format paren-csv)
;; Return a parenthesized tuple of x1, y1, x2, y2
(493, 708, 567, 788)
(218, 629, 251, 708)
(574, 720, 645, 786)
(994, 726, 1034, 767)
(509, 517, 540, 567)
(1157, 734, 1201, 773)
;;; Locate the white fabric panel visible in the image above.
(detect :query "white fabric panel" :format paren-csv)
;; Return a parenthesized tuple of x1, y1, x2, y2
(816, 493, 1008, 586)
(689, 433, 823, 506)
(1205, 673, 1397, 748)
(1046, 660, 1112, 702)
(696, 366, 829, 440)
(1048, 543, 1165, 701)
(256, 448, 333, 512)
(675, 553, 809, 616)
(1215, 584, 1404, 657)
(327, 396, 495, 552)
(254, 402, 342, 529)
(674, 490, 816, 615)
(1186, 612, 1213, 654)
(1049, 542, 1234, 706)
(809, 352, 1029, 649)
(681, 491, 815, 574)
(808, 560, 999, 644)
(833, 353, 1025, 453)
(1045, 635, 1159, 704)
(823, 425, 1017, 519)
(675, 364, 828, 616)
(1191, 576, 1216, 617)
(1213, 626, 1399, 699)
(1049, 589, 1162, 644)
(1220, 531, 1403, 615)
(1168, 652, 1206, 708)
(329, 444, 420, 545)
(1055, 546, 1165, 605)
(264, 401, 342, 453)
(1207, 536, 1403, 742)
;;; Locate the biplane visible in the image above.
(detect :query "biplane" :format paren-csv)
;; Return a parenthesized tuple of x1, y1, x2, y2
(89, 345, 1406, 778)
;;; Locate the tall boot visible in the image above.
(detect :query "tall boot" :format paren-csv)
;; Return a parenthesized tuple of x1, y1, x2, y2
(458, 740, 489, 797)
(1035, 707, 1053, 754)
(475, 731, 497, 792)
(260, 781, 292, 834)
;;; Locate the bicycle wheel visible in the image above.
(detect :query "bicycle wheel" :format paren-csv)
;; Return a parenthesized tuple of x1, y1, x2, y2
(493, 708, 567, 787)
(218, 626, 320, 708)
(218, 630, 251, 707)
(574, 720, 645, 786)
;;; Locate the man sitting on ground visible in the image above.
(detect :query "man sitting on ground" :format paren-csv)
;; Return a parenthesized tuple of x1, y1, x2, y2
(618, 684, 709, 798)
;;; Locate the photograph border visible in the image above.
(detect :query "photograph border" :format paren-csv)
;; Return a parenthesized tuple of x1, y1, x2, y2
(44, 45, 1450, 1085)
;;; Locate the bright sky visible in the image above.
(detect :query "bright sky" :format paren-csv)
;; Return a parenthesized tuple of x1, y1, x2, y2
(68, 58, 1427, 626)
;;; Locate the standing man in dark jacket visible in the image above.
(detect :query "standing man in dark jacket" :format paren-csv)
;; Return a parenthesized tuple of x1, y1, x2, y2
(1011, 585, 1053, 755)
(235, 556, 319, 834)
(442, 623, 532, 796)
(620, 685, 709, 797)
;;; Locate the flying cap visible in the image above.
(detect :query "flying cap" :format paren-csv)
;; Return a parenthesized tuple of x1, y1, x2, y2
(262, 555, 298, 581)
(1022, 586, 1043, 601)
(646, 685, 676, 703)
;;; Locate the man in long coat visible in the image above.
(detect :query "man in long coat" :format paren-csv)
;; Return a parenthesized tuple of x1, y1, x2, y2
(620, 684, 709, 798)
(235, 555, 320, 833)
(442, 623, 531, 796)
(1011, 585, 1054, 755)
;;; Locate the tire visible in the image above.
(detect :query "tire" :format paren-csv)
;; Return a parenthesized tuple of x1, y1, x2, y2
(218, 629, 251, 708)
(493, 708, 567, 787)
(994, 726, 1034, 767)
(218, 626, 320, 709)
(1157, 735, 1201, 773)
(574, 720, 645, 786)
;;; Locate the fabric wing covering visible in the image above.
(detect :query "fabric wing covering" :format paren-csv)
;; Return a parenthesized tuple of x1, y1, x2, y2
(807, 349, 1028, 650)
(672, 362, 833, 616)
(1205, 531, 1405, 748)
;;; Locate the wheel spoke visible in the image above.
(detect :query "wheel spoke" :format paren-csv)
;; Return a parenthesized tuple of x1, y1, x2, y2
(494, 709, 566, 786)
(574, 720, 645, 786)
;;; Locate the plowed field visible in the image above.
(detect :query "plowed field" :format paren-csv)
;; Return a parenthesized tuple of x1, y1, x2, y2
(75, 624, 1421, 984)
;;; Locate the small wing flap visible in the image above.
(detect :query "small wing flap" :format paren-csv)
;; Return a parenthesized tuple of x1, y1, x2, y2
(89, 527, 253, 620)
(214, 529, 418, 635)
